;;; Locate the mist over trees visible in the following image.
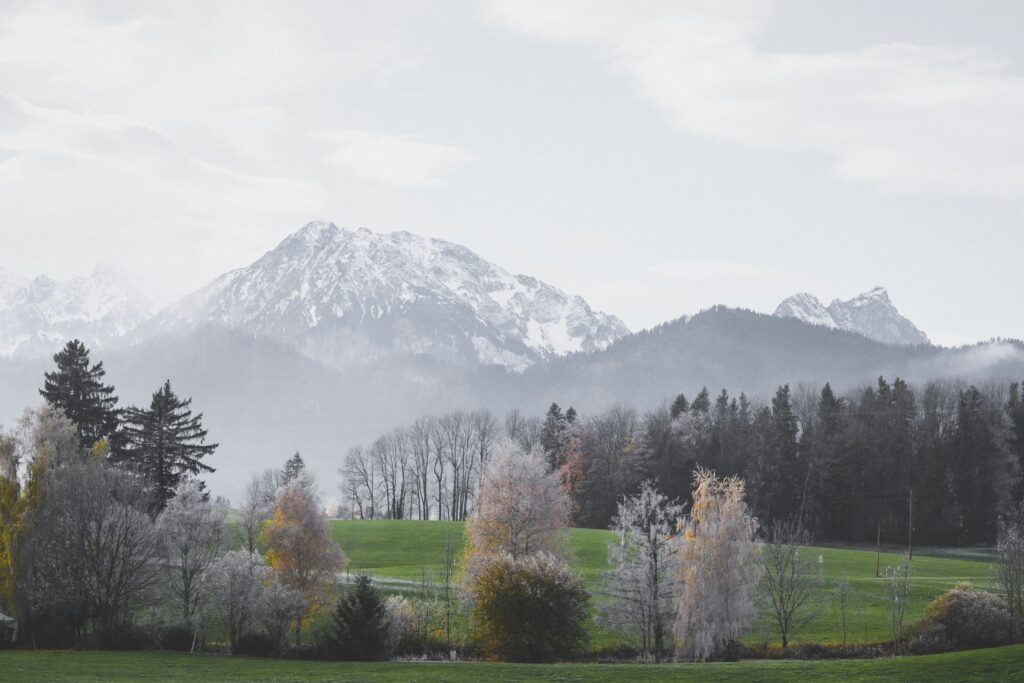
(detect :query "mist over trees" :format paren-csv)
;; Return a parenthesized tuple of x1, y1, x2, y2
(344, 374, 1024, 547)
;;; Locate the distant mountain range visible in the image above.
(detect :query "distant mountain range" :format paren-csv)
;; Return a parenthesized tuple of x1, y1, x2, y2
(1, 221, 1020, 498)
(773, 287, 930, 346)
(0, 266, 152, 358)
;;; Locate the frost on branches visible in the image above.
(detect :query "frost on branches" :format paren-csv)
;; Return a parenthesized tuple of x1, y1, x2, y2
(464, 439, 570, 569)
(598, 480, 683, 661)
(674, 468, 762, 661)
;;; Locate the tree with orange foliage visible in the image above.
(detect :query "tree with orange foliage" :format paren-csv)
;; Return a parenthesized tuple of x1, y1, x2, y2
(265, 472, 347, 645)
(674, 468, 762, 661)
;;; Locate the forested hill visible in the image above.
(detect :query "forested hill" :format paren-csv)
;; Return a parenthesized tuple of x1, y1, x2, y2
(506, 307, 1023, 411)
(1, 307, 1022, 498)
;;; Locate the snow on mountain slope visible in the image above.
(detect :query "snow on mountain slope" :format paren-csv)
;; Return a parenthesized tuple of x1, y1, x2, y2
(774, 286, 930, 346)
(147, 221, 629, 370)
(0, 266, 154, 358)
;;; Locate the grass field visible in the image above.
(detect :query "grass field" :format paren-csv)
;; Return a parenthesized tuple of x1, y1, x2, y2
(2, 646, 1023, 682)
(330, 520, 997, 646)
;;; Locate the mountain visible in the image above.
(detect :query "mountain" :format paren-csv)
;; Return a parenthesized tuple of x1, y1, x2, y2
(145, 221, 629, 371)
(506, 306, 1023, 412)
(0, 266, 153, 358)
(774, 287, 930, 346)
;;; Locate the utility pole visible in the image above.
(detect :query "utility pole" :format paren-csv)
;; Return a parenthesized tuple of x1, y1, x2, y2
(907, 488, 913, 561)
(875, 521, 881, 578)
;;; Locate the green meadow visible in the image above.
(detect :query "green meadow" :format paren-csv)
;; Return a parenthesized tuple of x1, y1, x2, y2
(330, 519, 997, 646)
(1, 646, 1022, 682)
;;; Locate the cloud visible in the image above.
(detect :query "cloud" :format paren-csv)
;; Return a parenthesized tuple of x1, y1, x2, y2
(487, 0, 1024, 200)
(316, 129, 475, 188)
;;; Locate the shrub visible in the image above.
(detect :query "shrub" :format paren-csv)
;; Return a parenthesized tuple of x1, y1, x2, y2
(234, 632, 277, 657)
(909, 583, 1012, 654)
(325, 574, 390, 661)
(159, 623, 197, 652)
(468, 552, 589, 662)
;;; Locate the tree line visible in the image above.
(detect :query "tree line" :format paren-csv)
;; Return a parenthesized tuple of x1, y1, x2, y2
(342, 377, 1024, 547)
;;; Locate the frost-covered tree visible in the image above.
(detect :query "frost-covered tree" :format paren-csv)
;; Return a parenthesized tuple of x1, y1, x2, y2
(761, 518, 823, 648)
(464, 439, 569, 568)
(674, 468, 762, 661)
(265, 472, 347, 644)
(156, 480, 228, 629)
(598, 481, 683, 661)
(884, 557, 912, 654)
(209, 550, 270, 652)
(259, 579, 306, 648)
(997, 511, 1024, 640)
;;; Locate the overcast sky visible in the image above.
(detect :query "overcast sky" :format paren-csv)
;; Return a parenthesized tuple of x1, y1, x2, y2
(1, 0, 1022, 346)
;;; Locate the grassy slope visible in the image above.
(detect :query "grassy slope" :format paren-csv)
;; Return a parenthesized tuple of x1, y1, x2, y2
(330, 520, 996, 645)
(1, 647, 1022, 682)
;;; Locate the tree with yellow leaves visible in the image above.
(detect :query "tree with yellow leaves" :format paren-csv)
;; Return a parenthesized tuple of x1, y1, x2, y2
(265, 472, 347, 645)
(674, 468, 762, 661)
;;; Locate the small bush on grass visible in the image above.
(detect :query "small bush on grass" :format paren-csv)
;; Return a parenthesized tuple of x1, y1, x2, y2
(468, 552, 589, 663)
(159, 624, 197, 652)
(325, 574, 390, 661)
(234, 632, 277, 657)
(909, 582, 1012, 654)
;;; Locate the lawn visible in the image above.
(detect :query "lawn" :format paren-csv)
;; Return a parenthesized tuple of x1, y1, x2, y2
(1, 647, 1023, 682)
(330, 520, 998, 646)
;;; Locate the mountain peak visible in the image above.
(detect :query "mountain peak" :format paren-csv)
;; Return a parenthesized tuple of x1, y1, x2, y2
(775, 286, 928, 346)
(150, 221, 630, 371)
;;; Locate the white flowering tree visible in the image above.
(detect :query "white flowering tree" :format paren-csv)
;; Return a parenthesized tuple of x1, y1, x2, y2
(674, 468, 762, 661)
(598, 480, 683, 661)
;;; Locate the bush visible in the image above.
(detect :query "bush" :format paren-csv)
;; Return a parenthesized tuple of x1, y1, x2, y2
(909, 583, 1012, 654)
(159, 624, 197, 652)
(234, 632, 278, 657)
(468, 552, 589, 662)
(325, 574, 390, 661)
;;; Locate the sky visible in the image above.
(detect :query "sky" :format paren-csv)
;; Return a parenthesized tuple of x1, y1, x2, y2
(1, 0, 1023, 347)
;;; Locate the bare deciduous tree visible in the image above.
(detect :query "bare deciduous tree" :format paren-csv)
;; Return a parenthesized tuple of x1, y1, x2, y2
(884, 558, 912, 654)
(26, 459, 161, 643)
(761, 518, 823, 648)
(996, 513, 1024, 640)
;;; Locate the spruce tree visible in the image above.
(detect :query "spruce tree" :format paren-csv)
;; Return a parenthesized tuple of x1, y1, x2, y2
(670, 393, 689, 419)
(327, 574, 390, 661)
(540, 403, 568, 471)
(690, 387, 711, 414)
(281, 452, 306, 484)
(39, 339, 119, 449)
(117, 380, 217, 512)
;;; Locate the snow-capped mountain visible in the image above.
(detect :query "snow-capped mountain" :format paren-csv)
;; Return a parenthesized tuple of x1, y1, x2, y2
(774, 287, 930, 346)
(146, 221, 629, 371)
(0, 266, 154, 358)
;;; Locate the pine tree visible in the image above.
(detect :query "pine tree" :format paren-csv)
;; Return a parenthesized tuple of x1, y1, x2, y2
(281, 452, 306, 484)
(39, 339, 119, 449)
(327, 574, 390, 661)
(540, 403, 568, 472)
(670, 393, 689, 419)
(690, 388, 711, 415)
(117, 380, 218, 512)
